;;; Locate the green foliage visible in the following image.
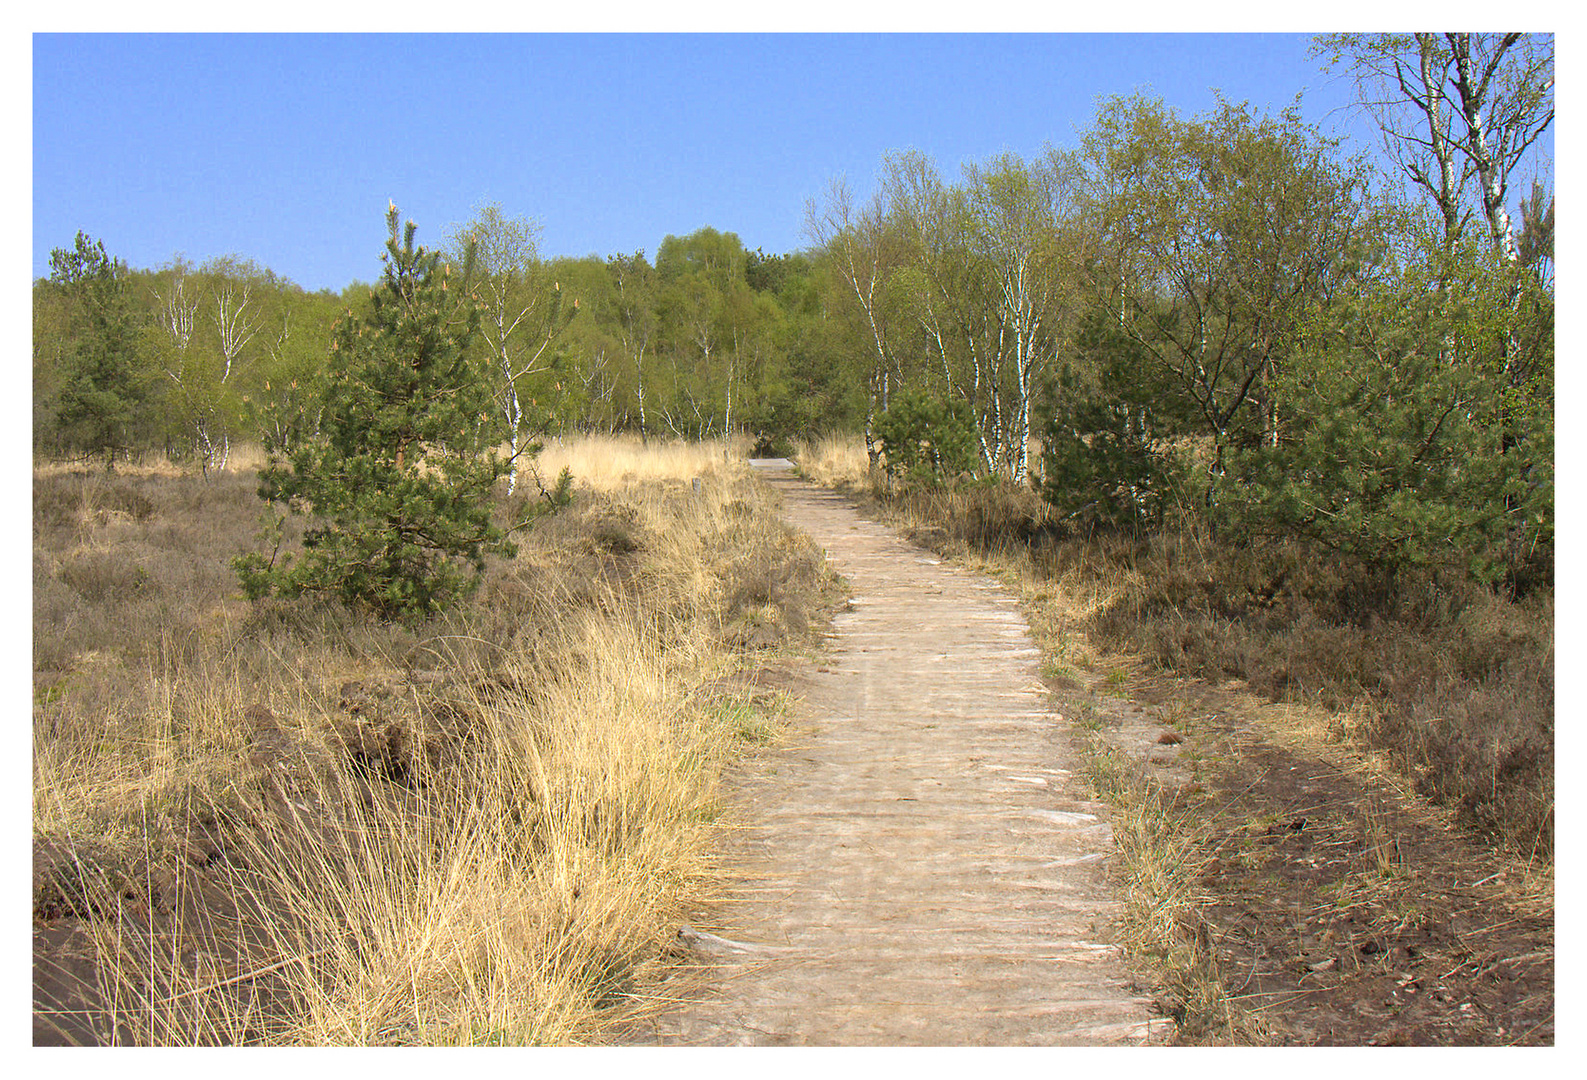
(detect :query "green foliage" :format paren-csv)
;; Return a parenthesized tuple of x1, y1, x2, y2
(1076, 95, 1369, 482)
(29, 80, 1548, 604)
(451, 204, 577, 475)
(875, 389, 978, 485)
(745, 248, 810, 295)
(253, 291, 340, 457)
(47, 232, 151, 468)
(1217, 237, 1545, 583)
(138, 258, 268, 474)
(1313, 33, 1553, 259)
(235, 207, 516, 621)
(1039, 315, 1187, 533)
(656, 226, 747, 290)
(1220, 349, 1516, 579)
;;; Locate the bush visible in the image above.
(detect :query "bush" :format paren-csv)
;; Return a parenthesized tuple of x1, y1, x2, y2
(1038, 327, 1188, 535)
(1218, 347, 1522, 582)
(874, 389, 978, 485)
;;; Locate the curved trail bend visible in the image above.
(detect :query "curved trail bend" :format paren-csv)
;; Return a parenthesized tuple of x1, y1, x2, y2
(643, 462, 1165, 1046)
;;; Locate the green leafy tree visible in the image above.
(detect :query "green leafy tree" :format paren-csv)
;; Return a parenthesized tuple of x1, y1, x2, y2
(958, 150, 1083, 483)
(33, 268, 75, 453)
(1221, 345, 1515, 581)
(804, 175, 911, 466)
(1314, 34, 1554, 407)
(449, 204, 576, 493)
(251, 286, 341, 457)
(652, 230, 740, 439)
(549, 255, 621, 434)
(1074, 96, 1370, 499)
(606, 250, 658, 434)
(821, 148, 1084, 483)
(145, 256, 266, 473)
(236, 205, 524, 620)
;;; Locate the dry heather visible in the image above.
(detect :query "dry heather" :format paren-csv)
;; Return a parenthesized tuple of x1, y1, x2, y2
(33, 438, 838, 1045)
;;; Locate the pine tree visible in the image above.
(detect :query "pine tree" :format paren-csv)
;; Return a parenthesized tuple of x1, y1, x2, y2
(236, 205, 516, 619)
(48, 232, 147, 469)
(874, 389, 978, 486)
(1217, 241, 1529, 583)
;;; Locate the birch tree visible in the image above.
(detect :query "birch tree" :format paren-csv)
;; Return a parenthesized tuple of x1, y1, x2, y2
(201, 259, 260, 471)
(803, 175, 908, 466)
(1314, 32, 1553, 259)
(654, 228, 750, 439)
(1315, 33, 1554, 423)
(607, 251, 657, 436)
(960, 151, 1083, 483)
(146, 256, 263, 473)
(451, 204, 573, 495)
(253, 287, 339, 456)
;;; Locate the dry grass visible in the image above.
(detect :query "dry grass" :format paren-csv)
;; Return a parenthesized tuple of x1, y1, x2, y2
(1079, 738, 1259, 1044)
(535, 433, 752, 492)
(792, 433, 872, 489)
(33, 439, 835, 1045)
(64, 619, 736, 1045)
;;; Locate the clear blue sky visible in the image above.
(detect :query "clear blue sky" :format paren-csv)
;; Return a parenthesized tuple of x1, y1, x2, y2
(28, 31, 1438, 293)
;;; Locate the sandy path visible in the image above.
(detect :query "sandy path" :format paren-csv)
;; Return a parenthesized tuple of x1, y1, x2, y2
(640, 463, 1165, 1045)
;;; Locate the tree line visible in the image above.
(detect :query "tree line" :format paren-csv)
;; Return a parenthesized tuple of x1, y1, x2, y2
(33, 216, 866, 468)
(34, 32, 1552, 600)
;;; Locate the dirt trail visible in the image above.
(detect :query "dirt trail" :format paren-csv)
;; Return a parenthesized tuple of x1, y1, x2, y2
(637, 463, 1166, 1045)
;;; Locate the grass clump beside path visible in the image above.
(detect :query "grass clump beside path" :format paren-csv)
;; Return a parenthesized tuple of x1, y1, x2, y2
(33, 435, 839, 1045)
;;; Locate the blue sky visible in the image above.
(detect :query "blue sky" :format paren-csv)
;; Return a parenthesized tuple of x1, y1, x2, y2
(28, 30, 1451, 292)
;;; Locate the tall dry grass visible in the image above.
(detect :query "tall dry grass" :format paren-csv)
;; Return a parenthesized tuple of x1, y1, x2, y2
(536, 433, 751, 492)
(33, 439, 834, 1045)
(792, 433, 872, 489)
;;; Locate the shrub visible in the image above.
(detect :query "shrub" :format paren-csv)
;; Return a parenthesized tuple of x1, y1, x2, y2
(1219, 347, 1522, 583)
(874, 389, 978, 485)
(1038, 323, 1189, 534)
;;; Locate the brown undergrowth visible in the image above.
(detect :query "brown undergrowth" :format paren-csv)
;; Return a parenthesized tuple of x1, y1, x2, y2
(32, 437, 840, 1045)
(794, 434, 1553, 1045)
